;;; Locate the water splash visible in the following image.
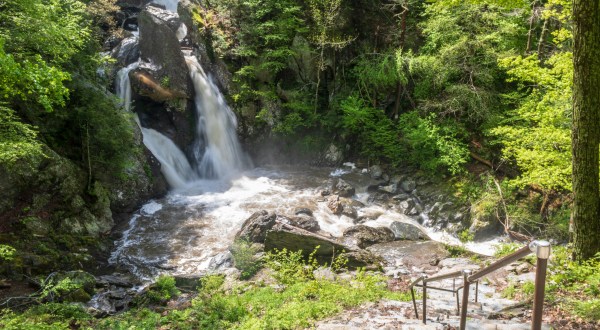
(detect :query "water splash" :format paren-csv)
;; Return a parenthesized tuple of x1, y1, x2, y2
(115, 63, 196, 189)
(186, 56, 250, 179)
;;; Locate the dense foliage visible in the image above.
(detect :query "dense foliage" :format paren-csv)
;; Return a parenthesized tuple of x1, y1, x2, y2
(0, 0, 135, 176)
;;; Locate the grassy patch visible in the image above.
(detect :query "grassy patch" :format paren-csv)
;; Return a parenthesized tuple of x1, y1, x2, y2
(0, 249, 411, 329)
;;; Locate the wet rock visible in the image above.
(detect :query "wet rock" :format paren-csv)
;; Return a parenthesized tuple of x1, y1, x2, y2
(110, 35, 140, 66)
(235, 210, 277, 243)
(379, 183, 399, 194)
(291, 214, 321, 232)
(369, 165, 383, 179)
(469, 214, 504, 241)
(354, 210, 382, 224)
(389, 221, 430, 241)
(402, 199, 422, 216)
(327, 195, 343, 215)
(392, 193, 410, 201)
(294, 208, 313, 216)
(333, 178, 355, 198)
(87, 292, 116, 317)
(400, 178, 416, 193)
(96, 274, 136, 288)
(137, 5, 191, 101)
(342, 225, 395, 249)
(208, 251, 234, 270)
(389, 174, 406, 185)
(108, 142, 168, 214)
(323, 143, 343, 166)
(174, 275, 202, 290)
(339, 198, 362, 220)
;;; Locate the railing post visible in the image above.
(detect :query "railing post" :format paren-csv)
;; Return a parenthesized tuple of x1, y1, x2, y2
(531, 240, 551, 330)
(411, 286, 419, 319)
(422, 274, 428, 324)
(459, 269, 472, 330)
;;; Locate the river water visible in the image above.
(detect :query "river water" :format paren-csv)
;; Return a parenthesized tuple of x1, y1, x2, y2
(109, 0, 500, 281)
(109, 165, 500, 280)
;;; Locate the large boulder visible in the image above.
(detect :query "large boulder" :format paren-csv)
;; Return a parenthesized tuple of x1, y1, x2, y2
(400, 178, 417, 193)
(43, 271, 96, 303)
(278, 214, 320, 233)
(235, 211, 277, 243)
(265, 222, 349, 256)
(332, 178, 355, 198)
(136, 5, 191, 101)
(342, 225, 395, 249)
(105, 118, 168, 213)
(389, 221, 430, 241)
(0, 147, 113, 237)
(327, 195, 343, 215)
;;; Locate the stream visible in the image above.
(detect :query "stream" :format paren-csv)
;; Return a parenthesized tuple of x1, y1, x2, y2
(108, 0, 501, 282)
(109, 165, 500, 281)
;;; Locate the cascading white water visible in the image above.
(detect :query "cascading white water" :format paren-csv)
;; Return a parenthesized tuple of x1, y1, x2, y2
(116, 61, 139, 113)
(151, 0, 179, 12)
(115, 62, 197, 188)
(186, 56, 249, 179)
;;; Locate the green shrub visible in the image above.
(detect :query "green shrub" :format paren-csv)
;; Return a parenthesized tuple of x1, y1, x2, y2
(145, 275, 180, 304)
(264, 247, 320, 284)
(397, 112, 469, 175)
(230, 238, 263, 280)
(574, 299, 600, 320)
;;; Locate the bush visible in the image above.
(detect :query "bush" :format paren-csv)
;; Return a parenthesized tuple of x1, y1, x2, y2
(230, 238, 263, 280)
(145, 275, 180, 304)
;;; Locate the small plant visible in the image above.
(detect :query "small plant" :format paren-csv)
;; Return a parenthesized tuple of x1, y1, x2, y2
(458, 229, 474, 243)
(146, 275, 180, 304)
(574, 299, 600, 320)
(160, 76, 170, 88)
(0, 244, 16, 262)
(445, 244, 469, 257)
(494, 242, 521, 257)
(264, 247, 320, 284)
(230, 238, 263, 280)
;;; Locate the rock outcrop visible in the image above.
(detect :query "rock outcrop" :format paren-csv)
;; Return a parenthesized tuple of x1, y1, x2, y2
(389, 221, 430, 241)
(135, 5, 191, 101)
(235, 211, 277, 243)
(342, 225, 395, 249)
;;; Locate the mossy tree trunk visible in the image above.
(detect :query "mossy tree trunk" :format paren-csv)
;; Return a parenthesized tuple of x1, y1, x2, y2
(572, 0, 600, 260)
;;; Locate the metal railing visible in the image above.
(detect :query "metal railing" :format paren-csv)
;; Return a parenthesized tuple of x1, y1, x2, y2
(409, 240, 551, 330)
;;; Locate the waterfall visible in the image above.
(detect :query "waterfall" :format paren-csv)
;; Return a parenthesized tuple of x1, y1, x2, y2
(115, 62, 197, 189)
(186, 56, 249, 179)
(151, 0, 179, 12)
(116, 61, 139, 113)
(114, 0, 248, 188)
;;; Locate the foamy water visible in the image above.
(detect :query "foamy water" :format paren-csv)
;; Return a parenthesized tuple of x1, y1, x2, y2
(110, 166, 500, 280)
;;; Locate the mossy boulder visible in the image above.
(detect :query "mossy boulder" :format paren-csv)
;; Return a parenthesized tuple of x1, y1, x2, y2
(42, 271, 96, 303)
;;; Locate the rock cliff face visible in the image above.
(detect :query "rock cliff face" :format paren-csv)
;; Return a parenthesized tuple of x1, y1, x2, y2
(136, 5, 191, 101)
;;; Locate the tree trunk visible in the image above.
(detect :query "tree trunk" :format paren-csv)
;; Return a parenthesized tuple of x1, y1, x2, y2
(572, 0, 600, 260)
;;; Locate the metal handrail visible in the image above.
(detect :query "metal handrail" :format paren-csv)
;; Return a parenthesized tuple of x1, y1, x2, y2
(409, 240, 551, 330)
